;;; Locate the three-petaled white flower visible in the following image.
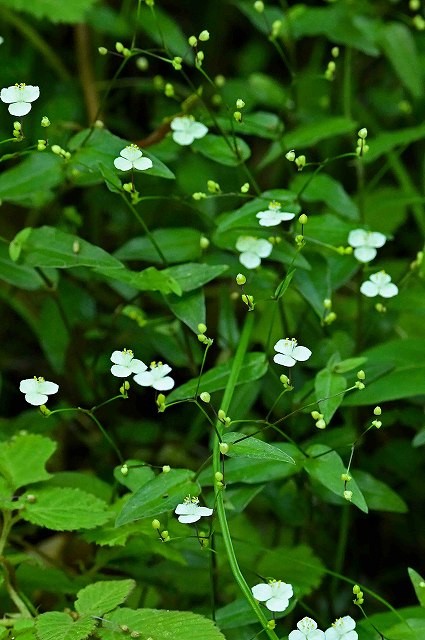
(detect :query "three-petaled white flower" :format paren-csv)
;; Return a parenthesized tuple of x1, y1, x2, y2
(174, 495, 213, 523)
(324, 616, 358, 640)
(19, 377, 59, 406)
(289, 617, 325, 640)
(256, 201, 295, 227)
(110, 349, 147, 377)
(133, 361, 175, 391)
(1, 83, 40, 116)
(348, 229, 386, 263)
(170, 116, 208, 146)
(251, 580, 293, 612)
(360, 271, 398, 298)
(113, 144, 153, 172)
(236, 236, 273, 269)
(274, 338, 312, 367)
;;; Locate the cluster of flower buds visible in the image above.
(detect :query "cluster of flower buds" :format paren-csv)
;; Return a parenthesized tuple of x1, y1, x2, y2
(51, 144, 71, 160)
(188, 30, 209, 67)
(197, 323, 213, 346)
(322, 298, 337, 325)
(311, 410, 326, 430)
(285, 149, 307, 171)
(356, 127, 369, 157)
(353, 584, 364, 605)
(324, 46, 339, 81)
(355, 370, 366, 390)
(152, 518, 170, 542)
(218, 409, 231, 427)
(234, 98, 245, 123)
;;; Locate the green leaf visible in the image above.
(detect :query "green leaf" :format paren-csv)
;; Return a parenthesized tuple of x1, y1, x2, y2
(354, 470, 408, 513)
(304, 445, 368, 512)
(283, 117, 356, 150)
(115, 228, 202, 264)
(384, 618, 425, 640)
(99, 608, 225, 640)
(164, 263, 228, 292)
(291, 173, 359, 220)
(115, 469, 200, 526)
(408, 568, 425, 607)
(96, 265, 182, 296)
(0, 434, 56, 491)
(114, 462, 155, 493)
(344, 339, 425, 406)
(192, 134, 251, 166)
(35, 612, 96, 640)
(364, 123, 425, 164)
(214, 111, 283, 139)
(166, 289, 205, 332)
(412, 428, 425, 448)
(315, 369, 347, 423)
(378, 22, 423, 99)
(136, 4, 188, 57)
(167, 352, 268, 402)
(0, 244, 45, 290)
(222, 432, 295, 464)
(333, 357, 367, 374)
(21, 487, 110, 530)
(0, 153, 63, 206)
(75, 580, 136, 616)
(69, 128, 174, 183)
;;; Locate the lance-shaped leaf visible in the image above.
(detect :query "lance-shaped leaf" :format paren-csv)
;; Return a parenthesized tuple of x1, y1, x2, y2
(221, 432, 295, 464)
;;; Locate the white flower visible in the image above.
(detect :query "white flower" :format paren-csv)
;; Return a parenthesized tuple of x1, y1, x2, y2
(256, 200, 295, 227)
(174, 495, 213, 523)
(1, 83, 40, 116)
(251, 580, 293, 612)
(170, 116, 208, 145)
(348, 229, 386, 263)
(236, 236, 273, 269)
(113, 144, 153, 171)
(19, 376, 59, 406)
(274, 338, 312, 367)
(133, 361, 174, 391)
(110, 349, 147, 377)
(289, 617, 325, 640)
(360, 271, 398, 298)
(324, 616, 358, 640)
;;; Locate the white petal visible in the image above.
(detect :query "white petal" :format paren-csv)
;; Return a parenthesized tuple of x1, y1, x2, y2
(155, 364, 172, 376)
(288, 632, 304, 640)
(172, 130, 194, 145)
(129, 359, 147, 374)
(265, 595, 289, 611)
(348, 229, 368, 247)
(25, 392, 48, 406)
(354, 246, 376, 263)
(114, 157, 132, 171)
(195, 506, 213, 517)
(111, 364, 131, 377)
(309, 632, 325, 640)
(190, 122, 208, 139)
(9, 102, 32, 116)
(133, 371, 153, 387)
(170, 117, 187, 132)
(20, 85, 39, 102)
(292, 345, 311, 362)
(274, 353, 296, 367)
(343, 633, 358, 640)
(255, 239, 273, 258)
(175, 503, 192, 515)
(133, 156, 153, 171)
(251, 583, 272, 602)
(20, 378, 38, 393)
(121, 146, 142, 161)
(274, 339, 293, 354)
(236, 236, 256, 252)
(368, 231, 386, 248)
(271, 581, 293, 599)
(279, 211, 296, 221)
(111, 350, 125, 365)
(37, 381, 59, 395)
(257, 212, 280, 227)
(1, 86, 21, 103)
(178, 513, 201, 523)
(324, 630, 338, 640)
(360, 281, 378, 297)
(380, 283, 398, 298)
(152, 376, 175, 391)
(370, 272, 390, 286)
(239, 251, 260, 269)
(298, 617, 318, 633)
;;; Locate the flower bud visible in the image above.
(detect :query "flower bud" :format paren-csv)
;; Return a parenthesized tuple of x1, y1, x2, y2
(215, 74, 225, 87)
(196, 51, 204, 64)
(199, 236, 210, 249)
(120, 464, 129, 476)
(51, 144, 62, 155)
(162, 465, 171, 473)
(199, 30, 210, 41)
(295, 155, 306, 170)
(357, 370, 365, 380)
(197, 323, 207, 333)
(285, 149, 296, 161)
(98, 46, 108, 55)
(41, 116, 50, 127)
(254, 0, 264, 12)
(215, 471, 224, 482)
(233, 110, 242, 122)
(115, 42, 124, 53)
(236, 273, 246, 285)
(358, 127, 368, 139)
(372, 420, 382, 428)
(207, 180, 220, 193)
(188, 35, 197, 47)
(299, 213, 308, 225)
(344, 490, 353, 501)
(164, 83, 174, 97)
(341, 473, 352, 482)
(236, 99, 245, 109)
(200, 392, 211, 403)
(152, 519, 161, 529)
(192, 191, 206, 200)
(355, 381, 365, 390)
(315, 419, 326, 430)
(241, 182, 250, 193)
(26, 494, 37, 503)
(373, 406, 381, 415)
(219, 442, 229, 454)
(218, 409, 226, 422)
(331, 46, 340, 58)
(136, 56, 149, 71)
(311, 411, 322, 420)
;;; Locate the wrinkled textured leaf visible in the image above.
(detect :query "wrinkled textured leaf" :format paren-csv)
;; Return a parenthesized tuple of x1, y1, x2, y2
(0, 434, 56, 491)
(36, 613, 96, 640)
(75, 580, 135, 615)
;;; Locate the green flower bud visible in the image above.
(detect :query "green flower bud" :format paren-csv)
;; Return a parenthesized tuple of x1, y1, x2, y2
(233, 110, 242, 122)
(241, 182, 250, 193)
(188, 35, 197, 47)
(295, 154, 306, 170)
(344, 490, 353, 501)
(197, 323, 207, 333)
(357, 370, 365, 380)
(316, 419, 326, 430)
(120, 464, 129, 476)
(162, 465, 171, 473)
(192, 191, 207, 200)
(254, 0, 264, 12)
(136, 56, 149, 71)
(164, 83, 174, 97)
(152, 519, 161, 529)
(219, 442, 229, 454)
(98, 46, 108, 55)
(341, 473, 352, 482)
(358, 127, 368, 139)
(200, 236, 210, 249)
(200, 392, 211, 403)
(115, 42, 124, 53)
(41, 116, 50, 127)
(285, 149, 295, 161)
(331, 46, 340, 58)
(199, 30, 210, 41)
(236, 98, 245, 109)
(215, 471, 224, 482)
(373, 406, 382, 415)
(299, 213, 308, 225)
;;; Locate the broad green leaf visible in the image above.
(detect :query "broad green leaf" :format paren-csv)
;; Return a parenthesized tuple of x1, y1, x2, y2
(0, 153, 63, 206)
(378, 22, 423, 99)
(0, 434, 56, 491)
(248, 72, 289, 109)
(192, 134, 251, 166)
(166, 289, 205, 332)
(304, 445, 368, 512)
(291, 173, 359, 220)
(164, 263, 228, 292)
(96, 265, 182, 296)
(98, 162, 122, 194)
(115, 469, 200, 526)
(222, 432, 295, 464)
(114, 462, 155, 493)
(408, 568, 425, 607)
(167, 352, 268, 402)
(224, 484, 265, 512)
(35, 612, 96, 640)
(304, 214, 353, 246)
(68, 128, 174, 183)
(384, 619, 425, 640)
(99, 608, 225, 640)
(214, 111, 283, 139)
(315, 369, 347, 423)
(136, 4, 188, 56)
(283, 117, 356, 150)
(10, 226, 123, 270)
(114, 228, 202, 264)
(257, 544, 326, 596)
(0, 244, 45, 290)
(21, 487, 110, 530)
(354, 470, 407, 513)
(75, 580, 135, 616)
(333, 357, 367, 374)
(344, 339, 425, 406)
(364, 123, 425, 164)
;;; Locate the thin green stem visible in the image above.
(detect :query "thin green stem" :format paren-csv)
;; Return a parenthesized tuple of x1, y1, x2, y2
(212, 313, 279, 640)
(120, 192, 168, 265)
(0, 510, 13, 557)
(330, 504, 351, 608)
(78, 408, 124, 464)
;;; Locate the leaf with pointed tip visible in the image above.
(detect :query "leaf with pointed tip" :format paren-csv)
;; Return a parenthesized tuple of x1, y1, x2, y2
(75, 580, 136, 616)
(0, 434, 56, 492)
(35, 612, 97, 640)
